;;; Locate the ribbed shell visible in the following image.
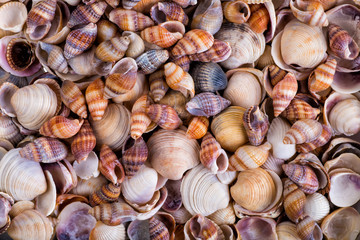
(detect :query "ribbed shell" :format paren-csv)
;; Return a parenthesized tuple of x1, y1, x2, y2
(223, 1, 251, 24)
(89, 183, 121, 206)
(268, 65, 287, 87)
(281, 99, 320, 122)
(136, 50, 169, 75)
(304, 193, 330, 222)
(71, 120, 96, 163)
(308, 58, 337, 93)
(64, 23, 97, 59)
(243, 105, 269, 146)
(130, 95, 152, 139)
(185, 92, 231, 117)
(95, 36, 130, 62)
(99, 144, 125, 184)
(283, 178, 306, 223)
(0, 115, 23, 145)
(172, 0, 197, 8)
(296, 124, 332, 153)
(283, 164, 319, 194)
(90, 222, 126, 240)
(149, 217, 170, 240)
(122, 137, 148, 178)
(96, 20, 118, 43)
(146, 104, 182, 130)
(273, 73, 298, 117)
(186, 116, 209, 140)
(283, 119, 322, 144)
(191, 62, 227, 92)
(39, 116, 83, 139)
(191, 0, 223, 35)
(150, 2, 189, 24)
(20, 137, 68, 163)
(109, 8, 154, 32)
(86, 78, 108, 121)
(188, 39, 232, 63)
(296, 216, 322, 240)
(140, 22, 184, 48)
(248, 4, 270, 34)
(164, 62, 195, 98)
(38, 42, 68, 74)
(290, 1, 328, 27)
(68, 1, 107, 28)
(149, 70, 168, 102)
(172, 29, 214, 57)
(328, 24, 359, 60)
(184, 214, 218, 240)
(122, 0, 141, 9)
(61, 80, 88, 119)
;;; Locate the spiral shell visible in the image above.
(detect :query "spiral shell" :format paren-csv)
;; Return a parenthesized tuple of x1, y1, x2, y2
(185, 92, 231, 117)
(123, 31, 145, 58)
(243, 105, 269, 146)
(37, 42, 68, 74)
(186, 116, 209, 140)
(71, 120, 96, 163)
(99, 144, 125, 184)
(122, 0, 141, 9)
(109, 8, 154, 32)
(191, 62, 227, 92)
(39, 116, 83, 139)
(122, 137, 148, 178)
(89, 183, 121, 206)
(328, 24, 359, 61)
(6, 38, 36, 72)
(136, 50, 169, 75)
(223, 0, 251, 24)
(0, 115, 23, 146)
(67, 1, 107, 28)
(308, 58, 337, 93)
(296, 124, 332, 153)
(86, 78, 108, 121)
(164, 62, 195, 98)
(149, 70, 168, 102)
(281, 98, 320, 122)
(146, 104, 182, 130)
(172, 29, 214, 57)
(188, 39, 232, 63)
(64, 23, 97, 59)
(290, 0, 328, 27)
(296, 216, 323, 240)
(272, 73, 298, 117)
(283, 164, 319, 194)
(283, 178, 306, 223)
(150, 2, 189, 25)
(96, 20, 118, 43)
(0, 2, 27, 33)
(283, 119, 322, 144)
(191, 0, 223, 35)
(61, 80, 87, 119)
(130, 95, 153, 139)
(95, 36, 130, 62)
(248, 4, 270, 34)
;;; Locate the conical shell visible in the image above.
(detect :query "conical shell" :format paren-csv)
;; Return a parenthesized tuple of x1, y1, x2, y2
(191, 62, 227, 92)
(164, 62, 195, 98)
(39, 116, 83, 139)
(172, 29, 214, 57)
(123, 31, 145, 58)
(296, 124, 332, 153)
(243, 105, 269, 146)
(64, 23, 97, 59)
(296, 216, 323, 240)
(20, 137, 68, 163)
(283, 164, 319, 194)
(281, 98, 320, 122)
(172, 55, 191, 72)
(130, 95, 153, 139)
(90, 222, 126, 240)
(272, 72, 298, 117)
(150, 2, 189, 25)
(200, 132, 228, 174)
(89, 183, 121, 207)
(0, 115, 23, 146)
(308, 58, 337, 93)
(61, 80, 87, 118)
(136, 50, 169, 75)
(328, 24, 359, 60)
(86, 78, 108, 121)
(223, 1, 251, 24)
(191, 0, 223, 35)
(276, 221, 301, 240)
(7, 209, 53, 240)
(229, 142, 271, 171)
(283, 119, 322, 144)
(248, 4, 270, 34)
(37, 42, 68, 74)
(95, 36, 130, 62)
(186, 116, 209, 140)
(109, 8, 154, 32)
(283, 178, 306, 223)
(71, 120, 96, 163)
(141, 21, 185, 48)
(67, 1, 107, 28)
(122, 137, 148, 178)
(188, 39, 232, 63)
(146, 104, 182, 130)
(290, 0, 328, 27)
(185, 92, 231, 117)
(0, 2, 27, 33)
(149, 70, 168, 102)
(99, 144, 125, 184)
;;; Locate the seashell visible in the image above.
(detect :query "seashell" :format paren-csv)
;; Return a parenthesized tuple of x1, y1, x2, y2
(164, 62, 195, 98)
(95, 36, 130, 63)
(283, 119, 322, 144)
(215, 22, 265, 69)
(308, 58, 337, 93)
(7, 209, 53, 240)
(70, 175, 108, 197)
(105, 57, 138, 99)
(0, 115, 23, 146)
(86, 78, 108, 121)
(39, 116, 84, 139)
(26, 0, 57, 40)
(141, 21, 185, 49)
(184, 214, 219, 240)
(0, 2, 27, 33)
(328, 24, 359, 61)
(96, 20, 119, 43)
(172, 0, 197, 8)
(172, 29, 214, 57)
(281, 98, 320, 122)
(35, 170, 57, 216)
(188, 39, 232, 63)
(186, 116, 209, 140)
(272, 72, 298, 117)
(211, 106, 248, 152)
(283, 164, 319, 194)
(148, 128, 200, 180)
(261, 153, 285, 176)
(296, 124, 332, 153)
(243, 105, 269, 146)
(248, 4, 270, 34)
(181, 164, 230, 216)
(90, 222, 126, 240)
(229, 142, 271, 171)
(61, 80, 87, 119)
(290, 0, 328, 27)
(296, 216, 323, 240)
(37, 42, 68, 74)
(223, 0, 250, 24)
(8, 201, 34, 219)
(235, 217, 277, 240)
(321, 207, 360, 240)
(99, 144, 125, 184)
(130, 95, 153, 139)
(208, 204, 235, 226)
(109, 8, 154, 32)
(136, 50, 169, 75)
(304, 192, 329, 222)
(200, 132, 228, 174)
(56, 202, 96, 240)
(64, 23, 97, 59)
(149, 70, 168, 102)
(89, 183, 121, 206)
(5, 38, 35, 72)
(186, 92, 231, 117)
(162, 179, 182, 212)
(171, 55, 191, 72)
(0, 148, 46, 201)
(0, 193, 13, 234)
(283, 178, 306, 223)
(0, 67, 27, 88)
(20, 137, 68, 163)
(132, 0, 161, 13)
(224, 68, 265, 109)
(276, 221, 301, 240)
(158, 90, 191, 123)
(146, 104, 182, 130)
(257, 45, 274, 70)
(150, 2, 189, 25)
(191, 0, 223, 35)
(67, 1, 107, 28)
(73, 151, 100, 180)
(191, 62, 227, 92)
(122, 31, 145, 59)
(122, 0, 141, 9)
(122, 137, 148, 178)
(324, 152, 360, 175)
(71, 120, 96, 163)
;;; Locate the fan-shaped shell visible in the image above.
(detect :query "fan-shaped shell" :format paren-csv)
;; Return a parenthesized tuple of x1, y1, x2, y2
(90, 221, 126, 240)
(191, 62, 227, 93)
(0, 2, 27, 33)
(304, 193, 330, 222)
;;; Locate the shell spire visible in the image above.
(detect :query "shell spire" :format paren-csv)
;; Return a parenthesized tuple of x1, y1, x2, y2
(71, 120, 97, 163)
(272, 72, 298, 117)
(67, 1, 107, 28)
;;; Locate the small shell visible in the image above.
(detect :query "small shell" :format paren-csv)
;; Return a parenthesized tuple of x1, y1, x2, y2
(109, 8, 154, 32)
(99, 144, 125, 184)
(261, 153, 285, 176)
(191, 0, 223, 35)
(9, 201, 34, 219)
(146, 104, 182, 130)
(130, 95, 153, 139)
(95, 36, 130, 62)
(272, 73, 298, 117)
(64, 23, 97, 59)
(123, 31, 145, 58)
(304, 193, 330, 222)
(184, 214, 219, 240)
(185, 92, 231, 117)
(296, 216, 323, 240)
(20, 137, 68, 163)
(150, 2, 189, 25)
(122, 0, 141, 9)
(308, 58, 337, 93)
(188, 39, 232, 63)
(0, 2, 27, 33)
(172, 55, 191, 72)
(186, 116, 209, 140)
(90, 222, 126, 240)
(200, 132, 229, 174)
(35, 170, 57, 216)
(96, 20, 118, 43)
(39, 116, 83, 139)
(5, 38, 36, 72)
(136, 50, 169, 75)
(276, 222, 301, 240)
(71, 120, 96, 163)
(149, 70, 168, 102)
(281, 98, 320, 122)
(158, 90, 191, 123)
(243, 105, 269, 146)
(67, 1, 107, 28)
(229, 142, 271, 171)
(283, 119, 322, 144)
(89, 183, 121, 207)
(235, 217, 278, 240)
(256, 45, 274, 70)
(122, 137, 148, 178)
(37, 42, 68, 74)
(172, 0, 197, 8)
(61, 80, 88, 119)
(223, 1, 250, 24)
(290, 0, 328, 27)
(328, 24, 359, 61)
(0, 115, 23, 146)
(86, 78, 108, 121)
(191, 62, 227, 93)
(164, 62, 195, 98)
(172, 29, 214, 57)
(208, 204, 235, 226)
(248, 4, 270, 34)
(283, 178, 306, 223)
(283, 164, 319, 194)
(296, 124, 332, 153)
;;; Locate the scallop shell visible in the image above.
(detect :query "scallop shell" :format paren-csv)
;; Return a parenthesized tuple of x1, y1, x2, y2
(95, 36, 130, 63)
(223, 1, 251, 24)
(67, 1, 107, 28)
(186, 92, 231, 117)
(86, 78, 108, 121)
(328, 23, 359, 61)
(150, 2, 189, 25)
(243, 105, 269, 146)
(296, 216, 323, 240)
(283, 178, 306, 223)
(191, 0, 223, 35)
(64, 23, 97, 59)
(188, 39, 232, 63)
(283, 164, 319, 194)
(96, 20, 118, 43)
(200, 132, 228, 174)
(90, 222, 126, 240)
(146, 104, 182, 130)
(148, 128, 200, 180)
(186, 116, 209, 140)
(99, 144, 125, 184)
(39, 116, 83, 139)
(149, 70, 168, 102)
(122, 137, 148, 178)
(0, 2, 27, 33)
(89, 183, 121, 207)
(109, 8, 154, 32)
(290, 0, 328, 27)
(164, 62, 195, 98)
(304, 193, 330, 222)
(61, 80, 88, 119)
(136, 50, 169, 75)
(123, 31, 145, 59)
(71, 120, 96, 163)
(191, 62, 227, 93)
(172, 29, 214, 57)
(272, 72, 298, 117)
(235, 217, 277, 240)
(0, 115, 23, 146)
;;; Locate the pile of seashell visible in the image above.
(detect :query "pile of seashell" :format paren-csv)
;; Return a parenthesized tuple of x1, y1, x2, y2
(0, 0, 359, 239)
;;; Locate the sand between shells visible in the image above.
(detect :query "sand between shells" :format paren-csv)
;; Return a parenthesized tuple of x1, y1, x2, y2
(0, 0, 359, 239)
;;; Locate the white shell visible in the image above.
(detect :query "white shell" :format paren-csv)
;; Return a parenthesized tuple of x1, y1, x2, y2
(0, 2, 27, 33)
(304, 193, 330, 222)
(35, 170, 57, 216)
(73, 151, 100, 180)
(90, 222, 126, 240)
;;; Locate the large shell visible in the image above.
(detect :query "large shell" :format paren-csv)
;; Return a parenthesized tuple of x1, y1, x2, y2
(181, 164, 230, 216)
(283, 164, 319, 194)
(283, 178, 306, 223)
(67, 1, 107, 28)
(61, 80, 87, 119)
(164, 62, 195, 98)
(136, 50, 169, 75)
(95, 36, 130, 63)
(122, 137, 148, 178)
(147, 128, 200, 180)
(191, 0, 223, 35)
(272, 72, 298, 117)
(191, 62, 227, 93)
(71, 120, 96, 163)
(235, 217, 278, 240)
(243, 105, 269, 146)
(99, 144, 125, 185)
(146, 104, 182, 130)
(172, 29, 214, 57)
(283, 119, 322, 144)
(86, 78, 108, 121)
(64, 23, 97, 59)
(109, 8, 154, 32)
(0, 149, 46, 201)
(185, 92, 231, 117)
(150, 2, 188, 25)
(188, 39, 232, 63)
(39, 116, 83, 139)
(0, 2, 27, 33)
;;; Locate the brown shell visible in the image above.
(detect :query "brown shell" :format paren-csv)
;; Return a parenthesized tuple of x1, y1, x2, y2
(96, 20, 118, 43)
(272, 72, 298, 117)
(186, 116, 209, 140)
(242, 105, 269, 146)
(136, 50, 169, 75)
(281, 98, 321, 122)
(89, 183, 121, 206)
(85, 78, 108, 121)
(71, 120, 96, 163)
(39, 116, 84, 139)
(20, 137, 68, 163)
(149, 70, 168, 102)
(188, 39, 232, 63)
(130, 95, 153, 140)
(185, 92, 231, 117)
(64, 23, 97, 59)
(184, 214, 218, 240)
(95, 36, 130, 62)
(109, 8, 154, 32)
(122, 136, 148, 178)
(99, 144, 125, 184)
(296, 124, 332, 153)
(328, 24, 359, 60)
(171, 55, 191, 72)
(6, 38, 36, 72)
(282, 164, 319, 194)
(283, 178, 306, 223)
(164, 62, 195, 98)
(67, 1, 107, 28)
(248, 4, 270, 34)
(150, 2, 189, 25)
(140, 22, 184, 48)
(283, 119, 323, 144)
(146, 104, 182, 130)
(61, 80, 88, 119)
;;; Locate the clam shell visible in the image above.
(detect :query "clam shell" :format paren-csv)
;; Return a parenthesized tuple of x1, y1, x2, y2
(89, 183, 121, 207)
(235, 217, 277, 240)
(73, 151, 100, 180)
(207, 204, 235, 226)
(0, 2, 27, 33)
(39, 116, 83, 139)
(186, 92, 230, 117)
(164, 62, 195, 98)
(5, 38, 36, 73)
(276, 221, 301, 240)
(243, 105, 269, 146)
(67, 1, 107, 28)
(96, 20, 118, 43)
(283, 178, 306, 223)
(150, 2, 189, 25)
(86, 78, 108, 121)
(9, 201, 34, 219)
(146, 104, 182, 130)
(122, 0, 141, 9)
(149, 70, 168, 102)
(304, 192, 330, 222)
(283, 164, 319, 194)
(191, 62, 227, 92)
(122, 137, 148, 178)
(71, 120, 96, 163)
(324, 152, 360, 174)
(223, 1, 251, 24)
(90, 222, 126, 240)
(64, 23, 97, 59)
(0, 115, 23, 146)
(122, 31, 145, 59)
(99, 144, 125, 184)
(61, 80, 88, 119)
(191, 0, 223, 35)
(188, 39, 232, 63)
(95, 36, 130, 63)
(136, 49, 169, 75)
(328, 23, 359, 61)
(186, 116, 209, 140)
(172, 29, 214, 57)
(109, 8, 154, 32)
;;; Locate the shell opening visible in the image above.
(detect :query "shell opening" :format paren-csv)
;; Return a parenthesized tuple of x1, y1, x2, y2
(7, 40, 34, 70)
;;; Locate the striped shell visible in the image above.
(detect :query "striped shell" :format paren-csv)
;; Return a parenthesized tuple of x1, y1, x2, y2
(191, 0, 223, 35)
(296, 216, 323, 240)
(39, 116, 83, 139)
(185, 92, 231, 117)
(283, 178, 306, 223)
(64, 23, 97, 59)
(248, 4, 270, 34)
(99, 144, 125, 184)
(95, 36, 130, 62)
(282, 164, 319, 194)
(122, 0, 141, 9)
(71, 120, 96, 163)
(67, 1, 107, 28)
(281, 98, 320, 122)
(0, 115, 23, 146)
(150, 2, 189, 25)
(89, 183, 121, 206)
(90, 222, 126, 240)
(272, 73, 298, 117)
(149, 70, 168, 102)
(283, 119, 322, 144)
(61, 80, 88, 118)
(172, 29, 214, 57)
(146, 104, 182, 130)
(243, 105, 269, 146)
(164, 62, 195, 98)
(188, 39, 232, 63)
(290, 0, 328, 27)
(37, 42, 69, 74)
(136, 50, 169, 75)
(191, 62, 227, 93)
(86, 78, 108, 121)
(186, 116, 209, 140)
(6, 38, 36, 72)
(296, 124, 332, 153)
(308, 58, 337, 93)
(328, 24, 360, 60)
(223, 0, 250, 24)
(130, 95, 153, 140)
(122, 137, 148, 178)
(109, 8, 154, 32)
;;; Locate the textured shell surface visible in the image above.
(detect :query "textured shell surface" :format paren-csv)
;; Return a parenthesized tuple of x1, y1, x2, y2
(191, 62, 227, 92)
(185, 92, 231, 117)
(64, 23, 97, 59)
(67, 1, 107, 28)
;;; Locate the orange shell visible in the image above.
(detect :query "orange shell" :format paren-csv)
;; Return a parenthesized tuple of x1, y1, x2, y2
(308, 58, 337, 93)
(71, 120, 96, 163)
(89, 183, 121, 207)
(186, 116, 209, 139)
(39, 116, 84, 139)
(146, 104, 182, 130)
(164, 62, 195, 98)
(109, 8, 154, 32)
(130, 95, 153, 139)
(85, 78, 108, 121)
(272, 72, 298, 117)
(61, 80, 88, 119)
(248, 4, 270, 34)
(283, 178, 306, 223)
